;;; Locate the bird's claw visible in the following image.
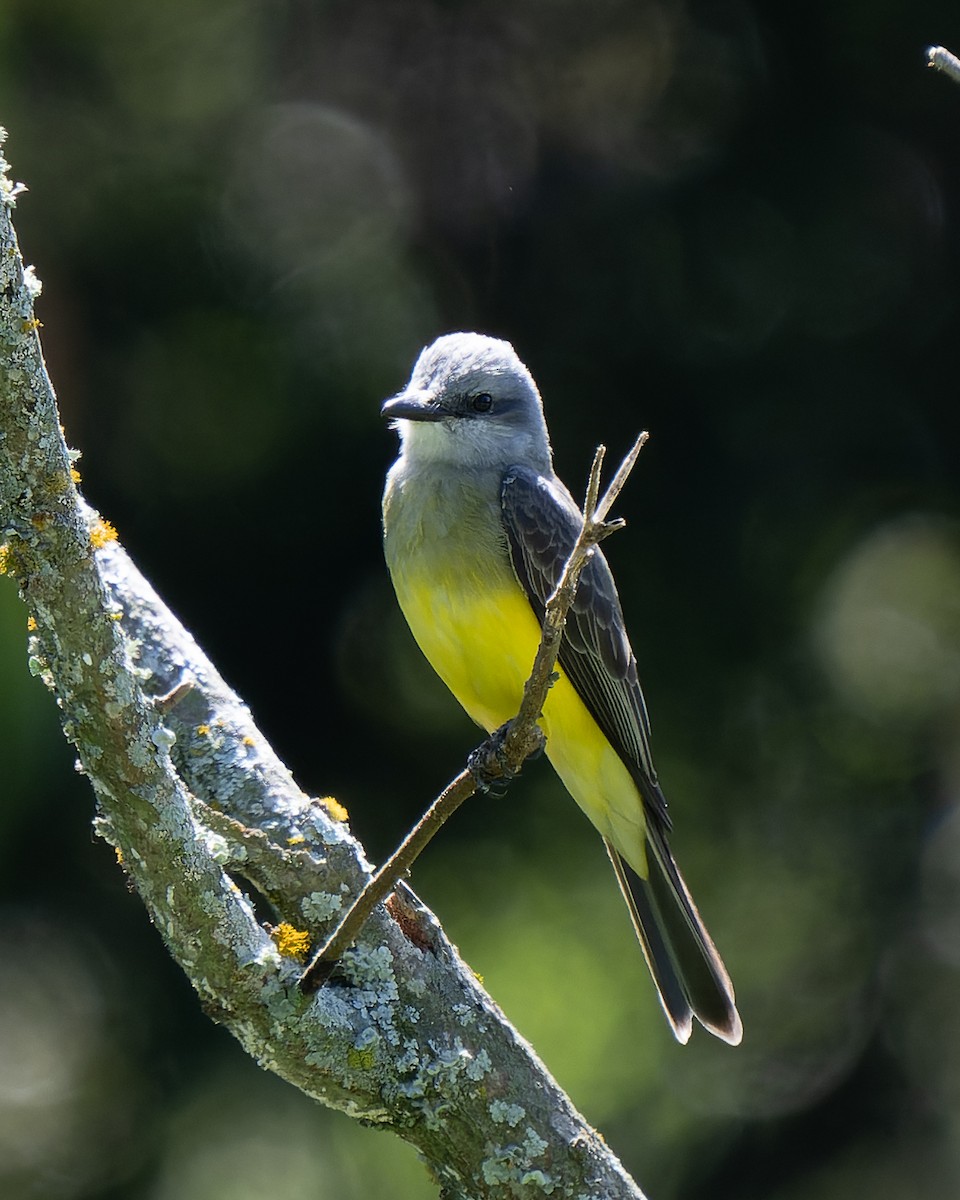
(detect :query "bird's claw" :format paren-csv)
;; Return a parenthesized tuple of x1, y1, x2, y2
(467, 722, 545, 796)
(467, 724, 516, 796)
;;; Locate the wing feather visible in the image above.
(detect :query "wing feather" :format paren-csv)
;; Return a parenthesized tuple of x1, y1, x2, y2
(501, 464, 670, 833)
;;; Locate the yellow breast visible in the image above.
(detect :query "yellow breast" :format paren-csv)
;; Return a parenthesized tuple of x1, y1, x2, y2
(383, 462, 648, 872)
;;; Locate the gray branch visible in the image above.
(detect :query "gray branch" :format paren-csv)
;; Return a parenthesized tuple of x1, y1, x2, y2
(927, 44, 960, 84)
(0, 128, 647, 1199)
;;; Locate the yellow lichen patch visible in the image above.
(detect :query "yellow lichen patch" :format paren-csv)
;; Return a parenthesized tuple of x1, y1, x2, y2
(347, 1045, 377, 1071)
(70, 467, 82, 484)
(89, 517, 118, 549)
(287, 834, 306, 846)
(26, 615, 37, 632)
(21, 317, 42, 333)
(196, 724, 211, 736)
(115, 847, 124, 866)
(319, 795, 349, 822)
(242, 735, 255, 747)
(0, 545, 8, 575)
(269, 922, 311, 962)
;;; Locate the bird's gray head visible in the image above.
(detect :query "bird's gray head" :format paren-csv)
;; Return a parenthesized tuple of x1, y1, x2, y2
(381, 332, 553, 472)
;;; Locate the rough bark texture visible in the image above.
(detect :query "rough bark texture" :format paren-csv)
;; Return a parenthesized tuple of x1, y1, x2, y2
(0, 129, 647, 1200)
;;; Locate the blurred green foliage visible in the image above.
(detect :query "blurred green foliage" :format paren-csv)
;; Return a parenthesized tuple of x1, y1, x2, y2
(3, 1, 960, 1196)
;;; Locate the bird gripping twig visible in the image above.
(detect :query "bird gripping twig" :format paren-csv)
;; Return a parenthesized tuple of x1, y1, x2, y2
(299, 431, 649, 992)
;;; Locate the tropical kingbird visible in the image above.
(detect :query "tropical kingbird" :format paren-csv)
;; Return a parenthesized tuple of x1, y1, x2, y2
(381, 332, 741, 1045)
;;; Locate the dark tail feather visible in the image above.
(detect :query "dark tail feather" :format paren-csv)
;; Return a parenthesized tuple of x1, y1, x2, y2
(604, 836, 742, 1046)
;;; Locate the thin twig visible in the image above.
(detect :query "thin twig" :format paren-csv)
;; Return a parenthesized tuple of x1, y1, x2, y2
(596, 433, 648, 523)
(584, 443, 606, 517)
(300, 770, 475, 987)
(927, 45, 960, 85)
(300, 431, 649, 992)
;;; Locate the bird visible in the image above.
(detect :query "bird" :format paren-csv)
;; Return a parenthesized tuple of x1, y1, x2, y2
(380, 331, 741, 1045)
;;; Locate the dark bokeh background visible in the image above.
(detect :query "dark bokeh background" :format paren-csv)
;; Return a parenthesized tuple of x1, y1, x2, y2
(3, 2, 960, 1197)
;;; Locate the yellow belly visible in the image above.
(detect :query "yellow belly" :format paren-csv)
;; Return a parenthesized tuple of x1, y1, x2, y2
(393, 569, 649, 875)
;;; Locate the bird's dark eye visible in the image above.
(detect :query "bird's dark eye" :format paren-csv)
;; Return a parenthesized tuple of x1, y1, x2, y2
(471, 392, 493, 413)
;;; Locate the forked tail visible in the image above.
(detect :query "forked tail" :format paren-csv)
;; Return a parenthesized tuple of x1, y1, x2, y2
(604, 834, 742, 1045)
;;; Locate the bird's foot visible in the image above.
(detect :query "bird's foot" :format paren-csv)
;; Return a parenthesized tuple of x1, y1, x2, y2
(468, 722, 545, 796)
(467, 724, 513, 796)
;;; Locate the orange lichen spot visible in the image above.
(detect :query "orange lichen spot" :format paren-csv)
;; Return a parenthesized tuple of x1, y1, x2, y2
(319, 795, 349, 822)
(270, 922, 311, 962)
(196, 724, 211, 736)
(242, 735, 255, 747)
(89, 518, 118, 549)
(26, 615, 37, 632)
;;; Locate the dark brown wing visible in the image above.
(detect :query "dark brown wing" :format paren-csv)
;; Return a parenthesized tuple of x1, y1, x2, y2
(500, 464, 670, 833)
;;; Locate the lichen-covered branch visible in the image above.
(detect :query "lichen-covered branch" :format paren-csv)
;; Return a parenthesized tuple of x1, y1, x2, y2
(0, 128, 647, 1200)
(927, 44, 960, 84)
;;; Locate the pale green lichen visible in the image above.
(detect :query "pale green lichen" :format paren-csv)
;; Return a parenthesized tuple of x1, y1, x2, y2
(490, 1100, 526, 1127)
(389, 1033, 496, 1134)
(522, 1127, 548, 1158)
(1, 177, 27, 209)
(481, 1150, 516, 1187)
(304, 942, 407, 1073)
(520, 1170, 555, 1191)
(198, 828, 231, 865)
(22, 263, 41, 298)
(345, 947, 397, 986)
(304, 988, 354, 1040)
(304, 807, 354, 848)
(480, 1139, 555, 1194)
(260, 972, 299, 1024)
(427, 1043, 471, 1080)
(151, 725, 176, 750)
(452, 1001, 476, 1026)
(465, 1047, 492, 1082)
(301, 890, 343, 924)
(396, 1039, 420, 1073)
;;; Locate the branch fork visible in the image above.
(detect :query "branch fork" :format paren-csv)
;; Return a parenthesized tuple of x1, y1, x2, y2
(1, 124, 651, 1197)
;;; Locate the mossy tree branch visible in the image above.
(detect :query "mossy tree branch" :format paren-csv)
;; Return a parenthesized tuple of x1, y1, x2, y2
(927, 44, 960, 83)
(0, 128, 648, 1200)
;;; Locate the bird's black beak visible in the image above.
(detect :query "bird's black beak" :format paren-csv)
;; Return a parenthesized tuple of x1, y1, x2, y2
(380, 390, 447, 422)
